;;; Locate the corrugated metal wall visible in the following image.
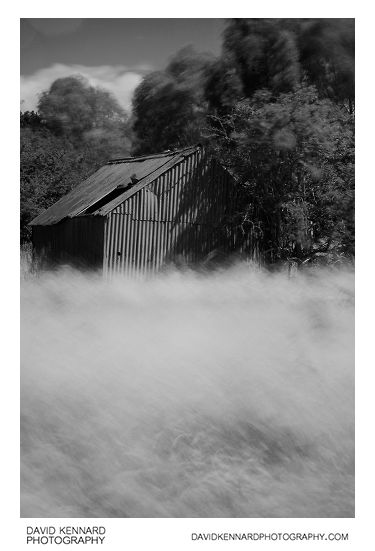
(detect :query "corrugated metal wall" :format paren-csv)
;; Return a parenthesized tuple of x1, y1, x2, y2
(32, 216, 104, 271)
(32, 151, 259, 275)
(103, 151, 257, 276)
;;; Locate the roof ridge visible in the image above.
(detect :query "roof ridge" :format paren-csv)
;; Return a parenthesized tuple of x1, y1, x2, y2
(107, 144, 201, 165)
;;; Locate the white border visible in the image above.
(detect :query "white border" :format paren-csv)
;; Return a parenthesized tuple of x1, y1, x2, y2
(3, 3, 372, 549)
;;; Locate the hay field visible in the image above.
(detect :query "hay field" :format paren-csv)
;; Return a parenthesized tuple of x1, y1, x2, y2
(20, 264, 354, 517)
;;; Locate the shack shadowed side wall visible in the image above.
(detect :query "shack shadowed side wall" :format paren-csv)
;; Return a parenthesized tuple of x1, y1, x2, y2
(169, 155, 256, 262)
(32, 216, 105, 271)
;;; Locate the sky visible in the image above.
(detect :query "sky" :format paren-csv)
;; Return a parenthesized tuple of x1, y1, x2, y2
(20, 19, 224, 112)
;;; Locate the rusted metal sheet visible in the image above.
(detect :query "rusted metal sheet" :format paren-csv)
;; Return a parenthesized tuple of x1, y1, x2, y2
(30, 146, 199, 226)
(32, 216, 104, 270)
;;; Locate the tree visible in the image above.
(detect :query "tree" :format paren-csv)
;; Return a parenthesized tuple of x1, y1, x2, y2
(221, 19, 354, 108)
(21, 127, 82, 242)
(209, 86, 354, 262)
(204, 56, 244, 116)
(297, 19, 355, 108)
(131, 47, 215, 155)
(38, 75, 129, 142)
(222, 19, 301, 98)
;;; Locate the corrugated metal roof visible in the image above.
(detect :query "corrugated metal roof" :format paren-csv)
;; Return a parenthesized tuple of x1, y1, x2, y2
(30, 145, 201, 226)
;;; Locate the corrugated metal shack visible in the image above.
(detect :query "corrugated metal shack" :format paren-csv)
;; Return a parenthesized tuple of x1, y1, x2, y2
(30, 145, 257, 275)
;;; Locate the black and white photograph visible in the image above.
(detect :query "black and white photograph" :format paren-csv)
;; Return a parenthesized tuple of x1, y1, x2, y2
(18, 12, 356, 534)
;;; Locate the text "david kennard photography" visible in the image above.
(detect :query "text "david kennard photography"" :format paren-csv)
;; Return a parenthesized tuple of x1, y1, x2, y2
(26, 526, 106, 545)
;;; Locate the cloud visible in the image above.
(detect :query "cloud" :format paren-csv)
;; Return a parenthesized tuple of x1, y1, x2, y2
(20, 63, 148, 112)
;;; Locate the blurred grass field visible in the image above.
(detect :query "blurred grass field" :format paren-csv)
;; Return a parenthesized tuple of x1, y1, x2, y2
(20, 263, 354, 517)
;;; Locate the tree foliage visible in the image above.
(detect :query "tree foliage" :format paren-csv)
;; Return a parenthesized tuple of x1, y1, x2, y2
(20, 110, 43, 129)
(38, 75, 127, 138)
(222, 19, 301, 97)
(221, 18, 354, 108)
(21, 127, 79, 242)
(131, 46, 215, 154)
(296, 18, 355, 107)
(208, 86, 354, 262)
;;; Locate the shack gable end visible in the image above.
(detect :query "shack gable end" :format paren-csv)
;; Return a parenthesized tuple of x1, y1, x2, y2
(103, 151, 241, 275)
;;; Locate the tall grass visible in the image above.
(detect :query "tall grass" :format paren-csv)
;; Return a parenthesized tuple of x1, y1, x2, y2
(20, 243, 34, 279)
(20, 263, 354, 517)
